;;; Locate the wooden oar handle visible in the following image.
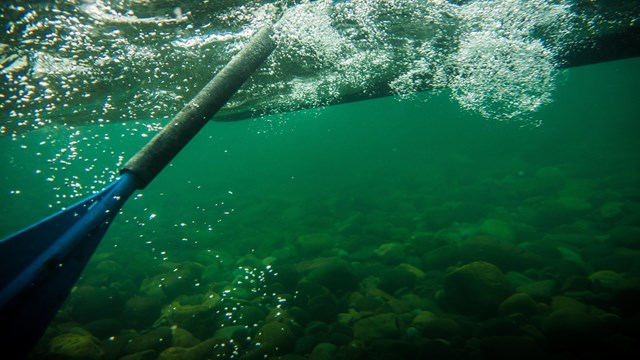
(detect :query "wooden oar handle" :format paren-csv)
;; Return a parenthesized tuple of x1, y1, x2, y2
(122, 25, 276, 188)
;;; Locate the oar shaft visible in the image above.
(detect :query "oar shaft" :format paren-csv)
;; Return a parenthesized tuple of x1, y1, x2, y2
(122, 26, 276, 188)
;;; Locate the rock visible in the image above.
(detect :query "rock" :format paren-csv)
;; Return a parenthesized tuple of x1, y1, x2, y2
(119, 350, 157, 360)
(305, 259, 359, 293)
(158, 338, 227, 360)
(411, 311, 439, 328)
(311, 342, 337, 359)
(67, 286, 125, 323)
(600, 201, 625, 219)
(416, 315, 461, 340)
(148, 262, 204, 300)
(516, 279, 555, 302)
(353, 313, 398, 343)
(561, 275, 592, 292)
(589, 270, 626, 291)
(160, 292, 221, 339)
(542, 233, 594, 247)
(498, 292, 538, 317)
(542, 309, 603, 349)
(610, 226, 640, 249)
(123, 295, 162, 328)
(529, 199, 575, 229)
(379, 267, 418, 294)
(200, 263, 226, 283)
(374, 242, 406, 265)
(443, 261, 513, 316)
(297, 233, 334, 256)
(245, 322, 296, 358)
(83, 318, 122, 340)
(407, 232, 448, 254)
(307, 293, 339, 322)
(550, 295, 589, 313)
(478, 219, 515, 242)
(348, 291, 385, 313)
(396, 263, 426, 281)
(171, 327, 200, 348)
(557, 196, 592, 212)
(233, 305, 266, 327)
(124, 327, 172, 355)
(422, 244, 461, 271)
(49, 333, 105, 360)
(460, 235, 538, 271)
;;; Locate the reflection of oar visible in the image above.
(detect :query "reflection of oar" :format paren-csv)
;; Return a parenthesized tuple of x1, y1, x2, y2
(0, 25, 276, 356)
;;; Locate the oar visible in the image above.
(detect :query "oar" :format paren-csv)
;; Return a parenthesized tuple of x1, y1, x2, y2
(0, 25, 276, 357)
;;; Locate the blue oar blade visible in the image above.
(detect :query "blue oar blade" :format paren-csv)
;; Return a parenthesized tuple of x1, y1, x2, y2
(0, 173, 137, 356)
(0, 188, 110, 287)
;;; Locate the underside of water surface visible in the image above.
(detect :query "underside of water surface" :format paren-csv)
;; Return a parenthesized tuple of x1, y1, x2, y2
(1, 1, 640, 360)
(1, 0, 639, 134)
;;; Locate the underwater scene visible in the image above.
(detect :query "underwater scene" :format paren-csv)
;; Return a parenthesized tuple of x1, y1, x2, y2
(1, 0, 640, 359)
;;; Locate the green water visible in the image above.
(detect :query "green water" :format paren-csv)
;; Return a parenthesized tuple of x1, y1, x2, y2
(1, 56, 639, 359)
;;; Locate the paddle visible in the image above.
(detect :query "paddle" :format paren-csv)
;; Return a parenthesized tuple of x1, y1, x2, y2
(0, 25, 276, 356)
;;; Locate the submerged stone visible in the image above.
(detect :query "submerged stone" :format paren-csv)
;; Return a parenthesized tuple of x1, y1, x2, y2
(67, 286, 125, 323)
(297, 232, 334, 256)
(353, 313, 399, 343)
(374, 242, 406, 265)
(49, 333, 105, 360)
(246, 322, 296, 358)
(123, 295, 162, 329)
(124, 327, 172, 355)
(498, 292, 538, 317)
(478, 218, 515, 243)
(305, 258, 359, 293)
(443, 261, 513, 317)
(610, 226, 640, 249)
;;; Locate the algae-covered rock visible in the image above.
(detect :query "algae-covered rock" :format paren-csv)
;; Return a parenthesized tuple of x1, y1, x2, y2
(307, 292, 339, 322)
(119, 349, 157, 360)
(123, 327, 172, 355)
(49, 333, 105, 360)
(297, 232, 334, 256)
(244, 322, 296, 358)
(374, 242, 406, 265)
(305, 258, 359, 293)
(610, 226, 640, 249)
(443, 261, 513, 316)
(379, 267, 418, 294)
(478, 218, 515, 243)
(159, 292, 221, 339)
(412, 312, 461, 340)
(67, 286, 125, 323)
(516, 279, 555, 302)
(171, 327, 200, 348)
(498, 292, 538, 317)
(150, 261, 205, 300)
(353, 313, 398, 343)
(460, 235, 539, 271)
(589, 270, 626, 291)
(123, 295, 162, 328)
(158, 338, 227, 360)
